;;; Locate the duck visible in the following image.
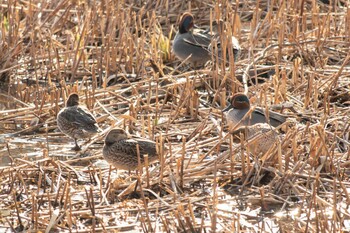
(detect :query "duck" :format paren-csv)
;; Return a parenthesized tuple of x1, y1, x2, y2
(103, 128, 162, 172)
(208, 20, 241, 62)
(172, 12, 240, 67)
(231, 123, 282, 156)
(223, 93, 286, 129)
(57, 93, 100, 151)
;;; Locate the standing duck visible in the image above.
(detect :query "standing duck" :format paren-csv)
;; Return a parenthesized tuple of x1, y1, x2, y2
(223, 93, 286, 129)
(57, 93, 100, 151)
(172, 12, 240, 67)
(103, 128, 161, 172)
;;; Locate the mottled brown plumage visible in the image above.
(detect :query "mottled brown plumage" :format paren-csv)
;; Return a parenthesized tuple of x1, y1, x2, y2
(231, 123, 282, 156)
(57, 93, 99, 151)
(103, 128, 161, 171)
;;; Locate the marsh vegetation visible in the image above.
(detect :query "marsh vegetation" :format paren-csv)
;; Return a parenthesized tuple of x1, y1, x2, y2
(0, 0, 349, 232)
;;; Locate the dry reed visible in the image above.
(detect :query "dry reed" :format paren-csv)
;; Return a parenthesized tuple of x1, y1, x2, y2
(0, 0, 349, 232)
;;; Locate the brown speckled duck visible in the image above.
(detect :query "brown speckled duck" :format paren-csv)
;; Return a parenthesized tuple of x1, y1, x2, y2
(57, 93, 100, 151)
(231, 123, 282, 156)
(103, 128, 162, 171)
(223, 93, 286, 129)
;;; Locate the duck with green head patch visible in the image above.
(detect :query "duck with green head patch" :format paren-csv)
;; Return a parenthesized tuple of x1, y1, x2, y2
(172, 12, 240, 67)
(223, 93, 286, 129)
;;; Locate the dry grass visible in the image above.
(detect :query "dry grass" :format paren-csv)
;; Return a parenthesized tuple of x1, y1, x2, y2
(0, 0, 350, 232)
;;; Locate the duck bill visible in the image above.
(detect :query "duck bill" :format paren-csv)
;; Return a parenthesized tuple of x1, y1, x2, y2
(222, 105, 233, 113)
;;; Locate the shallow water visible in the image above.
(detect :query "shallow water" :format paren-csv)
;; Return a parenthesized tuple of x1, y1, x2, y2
(0, 132, 102, 167)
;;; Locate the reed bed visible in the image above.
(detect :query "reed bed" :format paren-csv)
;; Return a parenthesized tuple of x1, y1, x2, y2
(0, 0, 349, 232)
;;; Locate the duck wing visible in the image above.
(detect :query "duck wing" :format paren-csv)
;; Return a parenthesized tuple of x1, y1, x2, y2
(254, 107, 286, 125)
(61, 107, 99, 132)
(182, 29, 212, 48)
(117, 138, 158, 158)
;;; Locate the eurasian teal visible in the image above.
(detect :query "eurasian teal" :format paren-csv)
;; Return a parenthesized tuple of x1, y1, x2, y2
(231, 123, 281, 156)
(223, 93, 286, 128)
(209, 20, 241, 62)
(103, 128, 161, 171)
(57, 93, 100, 151)
(172, 12, 240, 67)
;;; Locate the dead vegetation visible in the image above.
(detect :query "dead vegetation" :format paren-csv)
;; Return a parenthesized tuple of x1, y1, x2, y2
(0, 0, 350, 232)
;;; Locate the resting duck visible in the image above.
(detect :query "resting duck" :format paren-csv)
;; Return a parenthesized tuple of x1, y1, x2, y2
(231, 123, 282, 156)
(172, 12, 240, 67)
(223, 93, 286, 128)
(103, 128, 162, 172)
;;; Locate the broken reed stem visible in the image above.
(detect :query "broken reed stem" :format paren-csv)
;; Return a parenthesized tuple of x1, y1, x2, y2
(160, 138, 170, 185)
(136, 144, 153, 232)
(141, 114, 145, 138)
(90, 186, 96, 233)
(147, 115, 152, 140)
(60, 175, 68, 206)
(64, 175, 71, 210)
(155, 74, 159, 126)
(277, 142, 282, 172)
(68, 190, 73, 232)
(37, 170, 43, 196)
(240, 131, 246, 178)
(211, 161, 218, 233)
(53, 181, 61, 207)
(144, 154, 150, 188)
(11, 198, 20, 230)
(230, 134, 234, 182)
(1, 0, 350, 232)
(180, 136, 186, 190)
(32, 193, 37, 230)
(136, 143, 142, 187)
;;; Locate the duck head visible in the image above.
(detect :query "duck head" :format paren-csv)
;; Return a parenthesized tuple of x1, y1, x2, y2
(105, 128, 128, 145)
(223, 93, 250, 112)
(66, 93, 79, 107)
(212, 20, 225, 34)
(179, 12, 194, 34)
